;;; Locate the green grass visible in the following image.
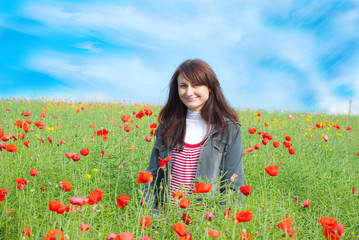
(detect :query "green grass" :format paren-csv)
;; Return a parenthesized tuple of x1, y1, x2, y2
(0, 98, 358, 239)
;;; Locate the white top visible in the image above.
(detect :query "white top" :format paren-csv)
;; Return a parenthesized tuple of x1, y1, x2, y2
(184, 110, 208, 144)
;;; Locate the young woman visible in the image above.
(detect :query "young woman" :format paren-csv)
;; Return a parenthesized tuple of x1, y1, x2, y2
(144, 59, 243, 209)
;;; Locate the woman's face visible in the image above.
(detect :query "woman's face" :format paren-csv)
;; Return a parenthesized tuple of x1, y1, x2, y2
(177, 74, 210, 112)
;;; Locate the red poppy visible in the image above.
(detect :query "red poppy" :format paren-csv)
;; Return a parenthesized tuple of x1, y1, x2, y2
(15, 178, 27, 189)
(208, 229, 220, 238)
(192, 182, 212, 193)
(137, 171, 153, 184)
(114, 232, 134, 240)
(347, 126, 352, 130)
(150, 123, 157, 129)
(80, 224, 90, 231)
(139, 216, 152, 230)
(206, 212, 214, 221)
(182, 212, 192, 225)
(65, 204, 77, 213)
(23, 111, 32, 117)
(173, 222, 189, 237)
(254, 143, 261, 150)
(43, 229, 64, 240)
(277, 218, 297, 237)
(179, 198, 191, 208)
(26, 119, 32, 124)
(30, 169, 38, 176)
(22, 227, 31, 238)
(265, 165, 279, 176)
(1, 135, 10, 142)
(285, 136, 292, 141)
(172, 191, 184, 199)
(121, 115, 129, 123)
(65, 152, 75, 158)
(0, 188, 11, 202)
(319, 216, 338, 230)
(136, 110, 145, 119)
(353, 186, 356, 194)
(23, 140, 30, 147)
(140, 237, 152, 240)
(273, 141, 280, 148)
(233, 210, 253, 223)
(150, 129, 157, 136)
(59, 181, 71, 191)
(239, 233, 253, 239)
(283, 141, 292, 148)
(323, 135, 329, 141)
(301, 199, 310, 208)
(288, 148, 296, 155)
(117, 195, 130, 209)
(124, 125, 131, 133)
(143, 136, 151, 142)
(262, 138, 268, 145)
(87, 189, 103, 205)
(240, 185, 252, 196)
(80, 148, 90, 156)
(96, 128, 108, 136)
(158, 156, 171, 169)
(72, 154, 81, 161)
(69, 196, 88, 206)
(5, 144, 17, 152)
(248, 128, 256, 134)
(223, 208, 231, 219)
(49, 200, 66, 214)
(144, 109, 152, 116)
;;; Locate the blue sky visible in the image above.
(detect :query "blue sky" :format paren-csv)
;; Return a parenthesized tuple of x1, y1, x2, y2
(1, 0, 359, 114)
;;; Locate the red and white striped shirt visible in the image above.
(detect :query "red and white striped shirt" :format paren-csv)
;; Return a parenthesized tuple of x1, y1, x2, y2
(169, 140, 205, 200)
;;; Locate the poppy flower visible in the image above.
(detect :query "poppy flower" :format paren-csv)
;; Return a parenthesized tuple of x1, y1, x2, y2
(172, 191, 184, 199)
(283, 141, 292, 148)
(30, 169, 38, 176)
(137, 171, 153, 184)
(121, 115, 129, 123)
(265, 165, 279, 176)
(246, 147, 254, 152)
(223, 208, 231, 219)
(206, 212, 214, 221)
(22, 227, 31, 238)
(262, 138, 268, 145)
(96, 128, 108, 136)
(65, 204, 77, 213)
(240, 185, 253, 196)
(353, 186, 356, 194)
(117, 195, 130, 209)
(80, 224, 90, 231)
(192, 182, 212, 193)
(107, 233, 117, 240)
(23, 111, 32, 117)
(43, 229, 64, 240)
(72, 154, 81, 161)
(1, 135, 10, 142)
(288, 148, 296, 155)
(139, 216, 152, 230)
(59, 181, 71, 191)
(140, 237, 152, 240)
(49, 200, 66, 214)
(179, 198, 191, 208)
(301, 199, 310, 208)
(124, 125, 131, 132)
(114, 232, 134, 240)
(182, 212, 192, 225)
(150, 129, 157, 136)
(24, 140, 30, 147)
(158, 156, 171, 169)
(239, 233, 253, 239)
(319, 216, 338, 230)
(323, 135, 329, 141)
(5, 144, 17, 152)
(144, 109, 152, 116)
(347, 126, 352, 130)
(80, 148, 90, 156)
(0, 188, 11, 202)
(273, 141, 280, 148)
(285, 136, 292, 141)
(87, 189, 103, 205)
(233, 210, 253, 223)
(0, 130, 4, 138)
(277, 218, 297, 237)
(248, 128, 256, 134)
(15, 178, 27, 189)
(136, 110, 145, 119)
(69, 196, 88, 206)
(143, 136, 151, 142)
(150, 123, 157, 129)
(65, 152, 75, 158)
(208, 229, 220, 238)
(254, 143, 261, 150)
(173, 222, 189, 237)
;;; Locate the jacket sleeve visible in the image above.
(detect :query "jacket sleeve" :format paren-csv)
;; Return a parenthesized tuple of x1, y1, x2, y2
(143, 125, 165, 210)
(221, 124, 244, 195)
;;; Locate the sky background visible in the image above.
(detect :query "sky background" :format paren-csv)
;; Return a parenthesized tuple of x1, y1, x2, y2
(1, 0, 359, 115)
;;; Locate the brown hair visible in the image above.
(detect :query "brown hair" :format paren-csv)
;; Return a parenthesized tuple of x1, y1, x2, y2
(159, 59, 238, 149)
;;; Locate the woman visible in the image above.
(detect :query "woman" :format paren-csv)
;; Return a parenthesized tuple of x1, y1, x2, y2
(144, 59, 243, 209)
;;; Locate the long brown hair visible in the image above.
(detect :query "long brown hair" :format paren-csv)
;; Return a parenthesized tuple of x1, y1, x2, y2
(159, 59, 238, 149)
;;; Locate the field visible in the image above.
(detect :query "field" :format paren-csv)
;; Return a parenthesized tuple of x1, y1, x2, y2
(0, 98, 358, 240)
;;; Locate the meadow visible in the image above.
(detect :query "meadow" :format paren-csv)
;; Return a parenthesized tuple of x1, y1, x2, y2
(0, 98, 358, 240)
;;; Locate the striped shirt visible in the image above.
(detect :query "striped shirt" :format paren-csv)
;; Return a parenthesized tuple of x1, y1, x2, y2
(169, 140, 205, 201)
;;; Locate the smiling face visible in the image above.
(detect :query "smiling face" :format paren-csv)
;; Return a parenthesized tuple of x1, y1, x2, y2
(177, 73, 210, 112)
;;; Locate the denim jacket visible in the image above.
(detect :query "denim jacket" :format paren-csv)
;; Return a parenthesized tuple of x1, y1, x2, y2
(144, 120, 243, 209)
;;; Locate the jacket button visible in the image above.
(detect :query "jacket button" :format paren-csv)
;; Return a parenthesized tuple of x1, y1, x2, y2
(219, 146, 223, 151)
(199, 160, 203, 164)
(204, 144, 207, 147)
